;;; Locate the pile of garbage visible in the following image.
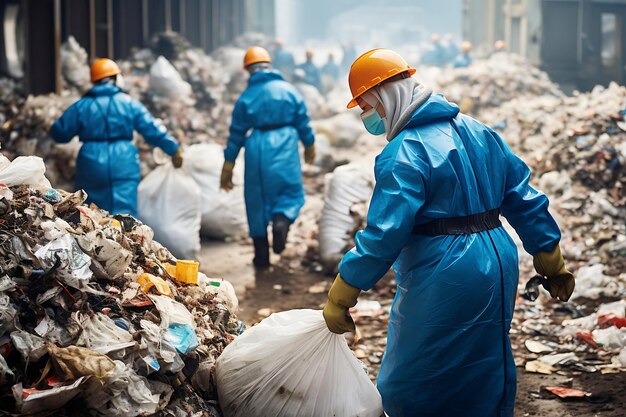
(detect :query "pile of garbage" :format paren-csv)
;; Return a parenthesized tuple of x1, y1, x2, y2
(480, 82, 626, 274)
(0, 154, 240, 416)
(431, 53, 564, 116)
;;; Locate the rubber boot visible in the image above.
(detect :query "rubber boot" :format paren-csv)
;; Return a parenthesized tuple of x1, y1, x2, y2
(272, 214, 291, 254)
(253, 237, 270, 269)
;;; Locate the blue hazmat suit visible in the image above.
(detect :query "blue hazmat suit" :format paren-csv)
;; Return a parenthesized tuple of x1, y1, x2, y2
(454, 52, 472, 68)
(297, 59, 322, 90)
(339, 94, 561, 417)
(224, 70, 315, 238)
(272, 47, 296, 80)
(444, 42, 460, 64)
(421, 43, 447, 67)
(321, 59, 340, 81)
(51, 83, 179, 217)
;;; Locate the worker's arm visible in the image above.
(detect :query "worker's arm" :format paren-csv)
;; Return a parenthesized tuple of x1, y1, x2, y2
(50, 102, 81, 143)
(339, 156, 426, 291)
(494, 129, 561, 255)
(224, 99, 250, 163)
(292, 91, 315, 148)
(131, 99, 179, 156)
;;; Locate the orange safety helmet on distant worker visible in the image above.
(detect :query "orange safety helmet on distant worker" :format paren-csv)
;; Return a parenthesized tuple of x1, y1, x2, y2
(90, 58, 121, 83)
(346, 48, 416, 109)
(243, 46, 272, 69)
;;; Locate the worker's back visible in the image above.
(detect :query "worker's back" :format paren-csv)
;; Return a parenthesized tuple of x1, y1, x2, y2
(52, 83, 140, 142)
(238, 70, 305, 129)
(389, 93, 558, 256)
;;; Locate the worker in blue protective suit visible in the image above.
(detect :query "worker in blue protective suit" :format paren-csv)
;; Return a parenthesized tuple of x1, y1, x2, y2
(453, 41, 474, 68)
(321, 53, 340, 82)
(320, 53, 341, 94)
(341, 43, 357, 74)
(443, 33, 460, 64)
(421, 33, 447, 67)
(323, 49, 575, 417)
(272, 39, 296, 82)
(220, 46, 316, 269)
(51, 58, 182, 217)
(297, 50, 322, 91)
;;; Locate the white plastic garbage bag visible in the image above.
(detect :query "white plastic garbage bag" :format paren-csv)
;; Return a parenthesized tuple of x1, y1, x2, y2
(319, 163, 374, 268)
(149, 56, 192, 101)
(216, 309, 383, 417)
(182, 143, 246, 239)
(35, 233, 93, 289)
(138, 162, 201, 260)
(60, 36, 90, 92)
(312, 112, 364, 148)
(0, 154, 52, 188)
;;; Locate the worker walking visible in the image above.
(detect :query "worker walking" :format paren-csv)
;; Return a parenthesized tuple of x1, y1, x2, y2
(421, 33, 447, 67)
(297, 50, 322, 91)
(323, 49, 575, 417)
(220, 46, 316, 269)
(51, 58, 182, 217)
(453, 41, 473, 68)
(272, 39, 296, 81)
(321, 53, 340, 94)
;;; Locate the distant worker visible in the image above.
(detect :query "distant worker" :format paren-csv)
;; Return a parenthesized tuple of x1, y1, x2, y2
(341, 43, 357, 74)
(272, 39, 296, 81)
(453, 41, 473, 68)
(321, 53, 340, 82)
(494, 40, 507, 54)
(323, 48, 574, 416)
(297, 50, 322, 91)
(220, 46, 316, 269)
(443, 33, 459, 64)
(421, 33, 447, 67)
(320, 53, 340, 94)
(50, 58, 182, 217)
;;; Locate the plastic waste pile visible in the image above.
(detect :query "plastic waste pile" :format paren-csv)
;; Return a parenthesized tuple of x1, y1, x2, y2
(0, 88, 79, 191)
(432, 53, 564, 116)
(481, 82, 626, 275)
(0, 154, 240, 416)
(60, 36, 91, 94)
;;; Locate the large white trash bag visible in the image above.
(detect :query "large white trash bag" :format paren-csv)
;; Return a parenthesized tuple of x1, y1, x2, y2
(216, 309, 383, 417)
(0, 154, 52, 188)
(319, 163, 374, 269)
(138, 162, 201, 259)
(182, 143, 246, 239)
(149, 56, 192, 101)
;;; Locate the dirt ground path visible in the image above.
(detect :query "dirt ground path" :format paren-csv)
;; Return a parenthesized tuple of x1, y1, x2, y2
(200, 240, 626, 417)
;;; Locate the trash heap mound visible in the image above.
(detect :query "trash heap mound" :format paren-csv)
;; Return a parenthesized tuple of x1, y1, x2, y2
(482, 82, 626, 274)
(435, 53, 564, 115)
(0, 154, 239, 416)
(481, 83, 626, 378)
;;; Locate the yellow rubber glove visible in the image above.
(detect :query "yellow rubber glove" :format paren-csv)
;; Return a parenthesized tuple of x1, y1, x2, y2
(220, 161, 235, 191)
(171, 148, 183, 168)
(533, 244, 575, 302)
(304, 144, 316, 165)
(323, 274, 361, 334)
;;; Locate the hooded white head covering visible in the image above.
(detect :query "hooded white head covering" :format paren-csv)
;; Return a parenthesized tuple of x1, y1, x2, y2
(361, 77, 432, 141)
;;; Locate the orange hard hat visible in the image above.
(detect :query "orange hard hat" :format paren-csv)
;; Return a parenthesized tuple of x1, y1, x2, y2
(90, 58, 121, 83)
(346, 48, 416, 109)
(243, 46, 271, 69)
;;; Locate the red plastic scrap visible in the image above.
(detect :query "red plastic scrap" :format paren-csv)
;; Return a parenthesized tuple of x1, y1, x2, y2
(544, 386, 589, 399)
(576, 330, 599, 347)
(598, 313, 626, 329)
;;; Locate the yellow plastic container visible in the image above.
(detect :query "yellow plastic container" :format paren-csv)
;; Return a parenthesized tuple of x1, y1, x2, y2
(175, 260, 199, 285)
(137, 273, 171, 296)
